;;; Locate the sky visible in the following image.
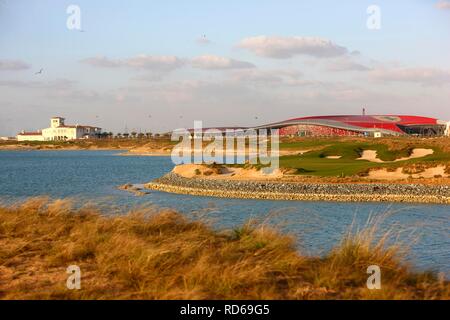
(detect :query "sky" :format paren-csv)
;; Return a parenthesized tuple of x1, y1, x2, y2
(0, 0, 450, 135)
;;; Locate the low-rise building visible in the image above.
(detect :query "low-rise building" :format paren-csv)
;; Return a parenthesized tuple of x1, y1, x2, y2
(17, 117, 102, 141)
(0, 136, 17, 141)
(17, 131, 45, 141)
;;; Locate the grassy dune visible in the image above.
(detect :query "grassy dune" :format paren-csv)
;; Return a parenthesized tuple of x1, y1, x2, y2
(0, 198, 448, 300)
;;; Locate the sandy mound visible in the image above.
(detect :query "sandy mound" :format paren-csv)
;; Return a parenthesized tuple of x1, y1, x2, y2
(326, 156, 342, 159)
(123, 143, 173, 156)
(172, 164, 227, 178)
(357, 148, 434, 163)
(230, 167, 284, 179)
(172, 164, 283, 180)
(366, 165, 448, 180)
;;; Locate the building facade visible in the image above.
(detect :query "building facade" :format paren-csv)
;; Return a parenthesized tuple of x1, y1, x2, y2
(17, 117, 102, 141)
(255, 115, 448, 137)
(0, 136, 17, 141)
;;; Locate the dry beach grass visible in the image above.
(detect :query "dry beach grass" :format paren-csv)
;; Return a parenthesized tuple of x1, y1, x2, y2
(0, 198, 448, 300)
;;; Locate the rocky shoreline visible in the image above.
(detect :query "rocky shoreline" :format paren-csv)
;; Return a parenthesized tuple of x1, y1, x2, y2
(145, 173, 450, 204)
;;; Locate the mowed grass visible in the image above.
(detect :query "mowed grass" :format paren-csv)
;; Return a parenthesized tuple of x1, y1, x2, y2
(279, 139, 450, 177)
(0, 198, 448, 300)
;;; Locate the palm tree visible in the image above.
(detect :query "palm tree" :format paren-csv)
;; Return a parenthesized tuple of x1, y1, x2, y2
(137, 133, 145, 139)
(123, 133, 130, 139)
(116, 133, 122, 139)
(145, 132, 152, 139)
(130, 132, 137, 139)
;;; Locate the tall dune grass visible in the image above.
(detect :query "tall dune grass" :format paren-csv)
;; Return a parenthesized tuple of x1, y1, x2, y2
(0, 198, 448, 300)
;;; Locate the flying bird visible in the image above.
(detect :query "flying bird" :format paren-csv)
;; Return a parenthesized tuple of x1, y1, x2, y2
(35, 68, 43, 75)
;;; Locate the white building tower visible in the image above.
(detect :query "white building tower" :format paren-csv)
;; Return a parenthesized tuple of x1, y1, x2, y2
(51, 117, 65, 128)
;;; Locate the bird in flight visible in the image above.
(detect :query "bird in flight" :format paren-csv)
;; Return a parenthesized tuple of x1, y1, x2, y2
(35, 68, 43, 75)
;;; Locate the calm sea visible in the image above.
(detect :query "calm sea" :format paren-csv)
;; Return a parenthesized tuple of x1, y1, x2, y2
(0, 150, 448, 275)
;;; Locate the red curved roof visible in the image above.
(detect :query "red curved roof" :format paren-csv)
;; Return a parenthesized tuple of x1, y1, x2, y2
(285, 115, 439, 134)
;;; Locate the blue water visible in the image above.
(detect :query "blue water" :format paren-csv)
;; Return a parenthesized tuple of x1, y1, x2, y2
(0, 150, 448, 275)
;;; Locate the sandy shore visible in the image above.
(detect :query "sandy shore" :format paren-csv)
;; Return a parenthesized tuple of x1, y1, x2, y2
(0, 144, 122, 151)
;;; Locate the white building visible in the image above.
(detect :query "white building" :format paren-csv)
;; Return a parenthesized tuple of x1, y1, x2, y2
(17, 131, 45, 141)
(445, 121, 450, 136)
(0, 136, 17, 141)
(17, 117, 102, 141)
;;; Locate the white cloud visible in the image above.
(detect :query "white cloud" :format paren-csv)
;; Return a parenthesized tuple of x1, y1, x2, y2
(436, 1, 450, 10)
(370, 67, 450, 85)
(0, 79, 99, 100)
(80, 56, 121, 68)
(326, 58, 371, 72)
(0, 78, 75, 89)
(191, 55, 255, 70)
(81, 55, 185, 71)
(238, 36, 348, 59)
(230, 69, 306, 86)
(132, 73, 165, 82)
(0, 59, 31, 71)
(125, 55, 185, 71)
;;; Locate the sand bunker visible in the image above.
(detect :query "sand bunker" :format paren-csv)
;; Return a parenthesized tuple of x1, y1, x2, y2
(357, 148, 434, 163)
(367, 165, 448, 180)
(395, 148, 434, 161)
(326, 156, 342, 159)
(357, 150, 383, 163)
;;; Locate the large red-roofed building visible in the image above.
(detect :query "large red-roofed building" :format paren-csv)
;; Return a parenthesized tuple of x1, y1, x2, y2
(255, 115, 448, 137)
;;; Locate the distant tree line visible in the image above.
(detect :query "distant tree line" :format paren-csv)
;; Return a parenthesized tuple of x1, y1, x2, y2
(93, 132, 170, 139)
